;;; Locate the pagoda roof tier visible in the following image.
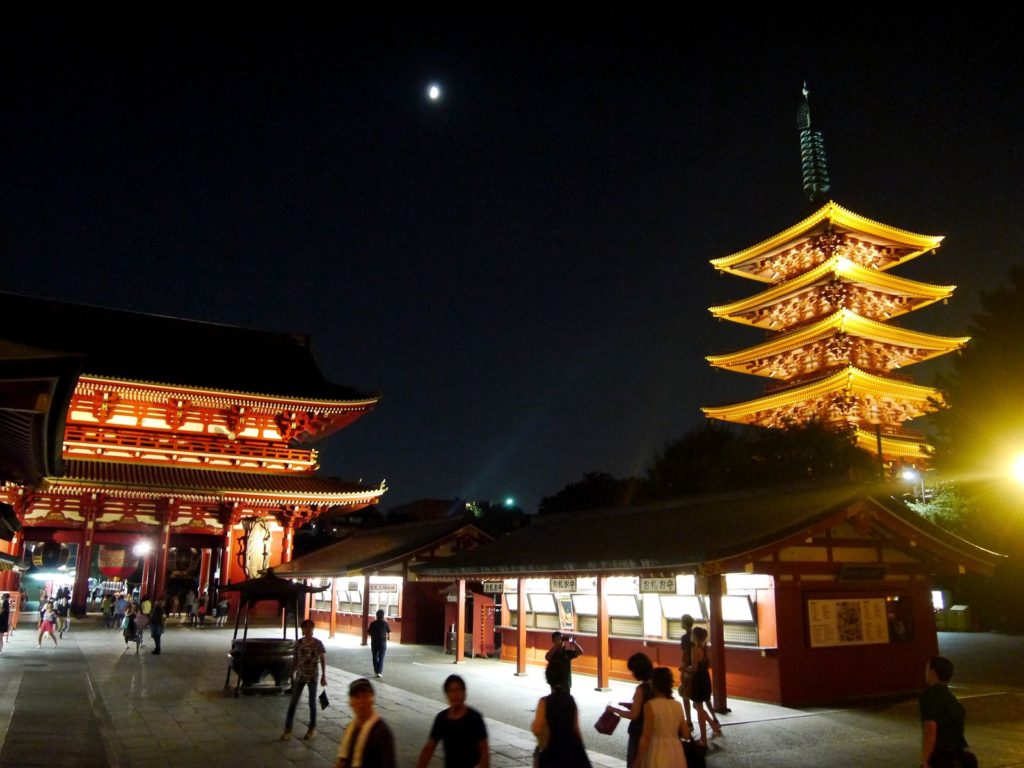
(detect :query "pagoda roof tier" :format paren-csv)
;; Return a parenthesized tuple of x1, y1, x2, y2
(42, 459, 386, 506)
(0, 291, 376, 405)
(709, 256, 956, 330)
(702, 366, 942, 428)
(854, 428, 932, 461)
(706, 309, 969, 379)
(710, 201, 943, 283)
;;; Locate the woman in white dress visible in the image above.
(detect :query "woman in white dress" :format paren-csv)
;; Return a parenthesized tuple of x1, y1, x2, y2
(633, 667, 689, 768)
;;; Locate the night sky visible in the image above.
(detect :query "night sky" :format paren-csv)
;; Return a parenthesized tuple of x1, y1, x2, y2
(2, 12, 1021, 512)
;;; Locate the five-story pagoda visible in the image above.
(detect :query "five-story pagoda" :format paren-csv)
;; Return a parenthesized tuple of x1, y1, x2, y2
(702, 87, 968, 465)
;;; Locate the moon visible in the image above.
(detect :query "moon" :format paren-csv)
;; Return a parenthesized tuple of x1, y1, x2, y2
(427, 83, 442, 101)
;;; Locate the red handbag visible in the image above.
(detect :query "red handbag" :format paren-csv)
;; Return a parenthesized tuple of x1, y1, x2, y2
(594, 709, 620, 735)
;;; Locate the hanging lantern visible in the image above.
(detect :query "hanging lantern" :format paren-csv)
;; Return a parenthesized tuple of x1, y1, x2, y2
(97, 545, 138, 580)
(169, 546, 199, 577)
(32, 542, 70, 569)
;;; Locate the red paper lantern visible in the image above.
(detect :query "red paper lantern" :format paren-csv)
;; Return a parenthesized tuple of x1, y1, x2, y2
(97, 545, 138, 580)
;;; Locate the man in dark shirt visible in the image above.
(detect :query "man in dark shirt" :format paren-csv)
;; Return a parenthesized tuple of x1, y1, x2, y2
(367, 609, 391, 678)
(544, 631, 582, 691)
(919, 655, 968, 767)
(415, 674, 489, 768)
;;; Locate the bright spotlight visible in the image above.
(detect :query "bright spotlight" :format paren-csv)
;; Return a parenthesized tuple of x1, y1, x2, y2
(132, 541, 152, 557)
(1011, 454, 1024, 485)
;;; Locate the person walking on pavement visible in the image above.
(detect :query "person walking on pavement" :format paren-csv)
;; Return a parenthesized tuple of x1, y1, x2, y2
(634, 667, 690, 768)
(531, 665, 591, 768)
(55, 596, 70, 638)
(920, 655, 974, 767)
(185, 589, 197, 626)
(688, 627, 722, 747)
(677, 614, 695, 729)
(113, 593, 127, 630)
(605, 652, 654, 767)
(335, 677, 396, 768)
(150, 599, 165, 655)
(37, 600, 58, 648)
(416, 674, 489, 768)
(545, 631, 583, 691)
(282, 619, 328, 741)
(0, 594, 10, 652)
(367, 609, 390, 678)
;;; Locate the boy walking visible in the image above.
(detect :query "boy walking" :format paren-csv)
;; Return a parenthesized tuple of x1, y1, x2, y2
(282, 619, 328, 741)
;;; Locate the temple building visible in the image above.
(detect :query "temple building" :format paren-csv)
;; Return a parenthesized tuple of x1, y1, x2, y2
(703, 88, 968, 466)
(0, 292, 384, 614)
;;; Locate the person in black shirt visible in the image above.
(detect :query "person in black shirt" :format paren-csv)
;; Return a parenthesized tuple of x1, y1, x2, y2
(544, 631, 582, 691)
(919, 655, 970, 767)
(415, 674, 489, 768)
(367, 609, 390, 678)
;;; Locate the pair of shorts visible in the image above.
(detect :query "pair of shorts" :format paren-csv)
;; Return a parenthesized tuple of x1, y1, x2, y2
(40, 620, 55, 633)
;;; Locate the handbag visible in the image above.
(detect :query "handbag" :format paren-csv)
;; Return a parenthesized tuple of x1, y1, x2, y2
(318, 690, 330, 710)
(594, 709, 620, 735)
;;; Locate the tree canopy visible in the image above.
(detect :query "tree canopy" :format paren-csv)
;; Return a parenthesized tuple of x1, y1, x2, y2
(539, 420, 874, 513)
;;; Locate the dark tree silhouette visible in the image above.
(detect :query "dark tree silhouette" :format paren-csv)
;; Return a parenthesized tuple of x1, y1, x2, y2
(538, 471, 640, 515)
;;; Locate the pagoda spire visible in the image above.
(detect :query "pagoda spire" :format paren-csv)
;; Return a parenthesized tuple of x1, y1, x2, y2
(798, 83, 831, 205)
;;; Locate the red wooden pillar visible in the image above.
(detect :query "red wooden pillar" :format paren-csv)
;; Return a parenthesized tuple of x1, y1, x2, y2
(140, 553, 151, 598)
(1, 532, 21, 592)
(515, 576, 527, 676)
(71, 500, 98, 616)
(199, 548, 212, 596)
(455, 578, 466, 663)
(360, 574, 371, 646)
(282, 524, 295, 563)
(708, 572, 730, 714)
(152, 500, 173, 600)
(329, 577, 337, 639)
(596, 574, 611, 690)
(220, 525, 234, 586)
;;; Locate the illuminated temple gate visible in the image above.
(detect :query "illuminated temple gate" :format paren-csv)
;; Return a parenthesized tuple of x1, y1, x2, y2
(0, 293, 384, 614)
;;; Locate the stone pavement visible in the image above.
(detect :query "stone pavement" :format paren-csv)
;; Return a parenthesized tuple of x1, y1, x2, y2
(0, 615, 1022, 767)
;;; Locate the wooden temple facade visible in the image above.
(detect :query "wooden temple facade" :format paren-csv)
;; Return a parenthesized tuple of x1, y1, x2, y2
(0, 292, 384, 614)
(414, 483, 1000, 706)
(703, 91, 968, 465)
(274, 516, 492, 646)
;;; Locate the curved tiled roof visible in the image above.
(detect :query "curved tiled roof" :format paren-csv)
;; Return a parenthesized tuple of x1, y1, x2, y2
(0, 291, 373, 402)
(52, 459, 378, 497)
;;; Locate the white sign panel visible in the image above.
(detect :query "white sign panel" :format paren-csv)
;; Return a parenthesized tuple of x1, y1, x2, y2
(807, 598, 890, 648)
(640, 577, 676, 594)
(369, 583, 398, 593)
(482, 581, 504, 593)
(550, 578, 577, 592)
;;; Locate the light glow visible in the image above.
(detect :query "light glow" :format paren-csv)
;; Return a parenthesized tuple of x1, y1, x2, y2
(1011, 454, 1024, 485)
(427, 83, 441, 101)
